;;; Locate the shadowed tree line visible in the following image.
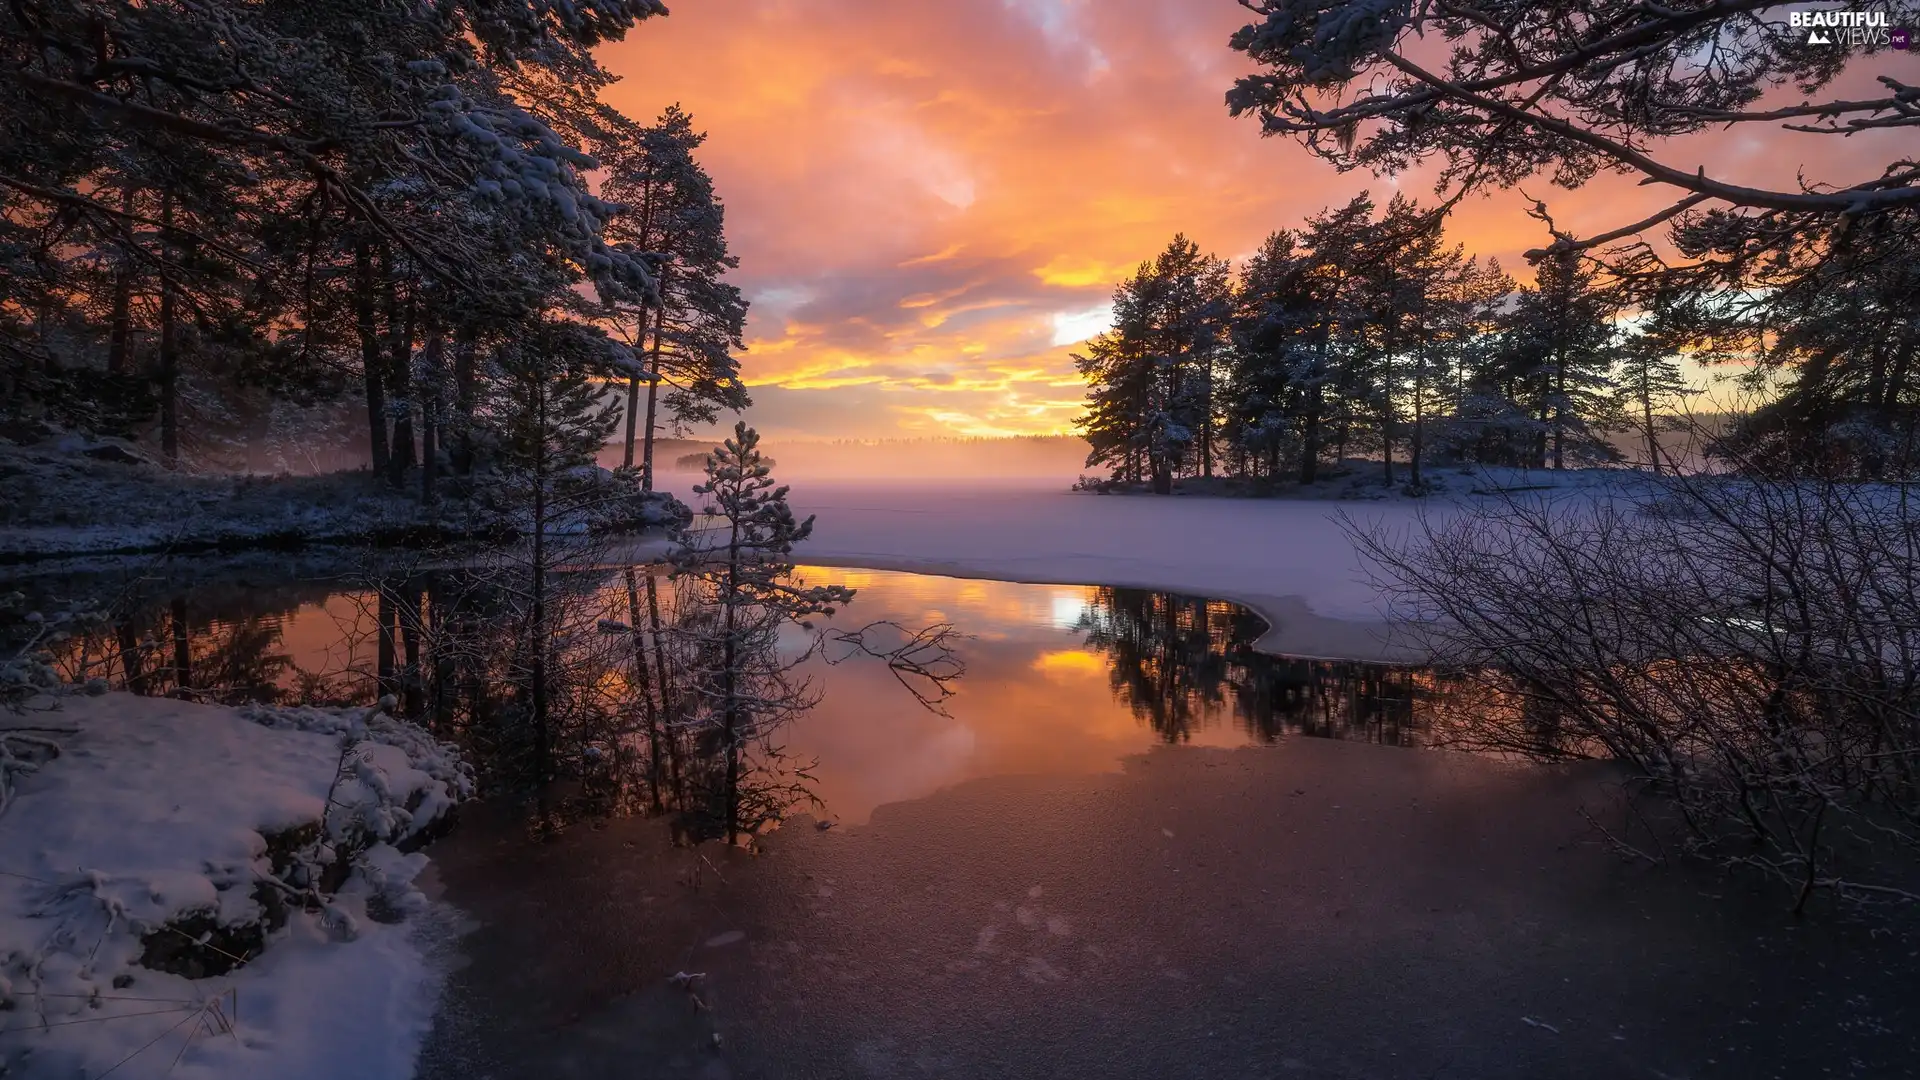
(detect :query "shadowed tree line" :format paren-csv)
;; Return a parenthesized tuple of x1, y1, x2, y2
(3, 2, 745, 504)
(1076, 205, 1669, 494)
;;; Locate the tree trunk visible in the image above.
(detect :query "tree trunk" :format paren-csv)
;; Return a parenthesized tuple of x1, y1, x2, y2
(530, 374, 550, 800)
(1300, 382, 1322, 485)
(623, 373, 641, 470)
(385, 259, 416, 487)
(419, 329, 443, 504)
(1200, 351, 1214, 479)
(106, 189, 135, 375)
(1552, 348, 1566, 470)
(1381, 341, 1395, 487)
(355, 241, 390, 473)
(452, 328, 476, 477)
(377, 585, 397, 700)
(640, 269, 670, 492)
(157, 192, 180, 467)
(1642, 378, 1660, 475)
(721, 516, 741, 843)
(1410, 361, 1425, 489)
(624, 165, 662, 477)
(644, 570, 680, 804)
(168, 596, 190, 698)
(116, 618, 147, 695)
(427, 576, 455, 733)
(625, 567, 665, 811)
(400, 582, 424, 719)
(1534, 395, 1550, 470)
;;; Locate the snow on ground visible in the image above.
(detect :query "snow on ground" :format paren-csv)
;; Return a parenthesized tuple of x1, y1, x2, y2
(0, 692, 467, 1079)
(641, 463, 1636, 662)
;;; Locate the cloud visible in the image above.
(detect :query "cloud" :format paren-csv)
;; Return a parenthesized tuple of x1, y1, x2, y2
(1050, 304, 1113, 347)
(599, 1, 1907, 438)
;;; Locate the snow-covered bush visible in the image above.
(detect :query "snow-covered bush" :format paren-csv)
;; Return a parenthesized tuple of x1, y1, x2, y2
(242, 696, 475, 858)
(576, 465, 692, 534)
(0, 592, 105, 712)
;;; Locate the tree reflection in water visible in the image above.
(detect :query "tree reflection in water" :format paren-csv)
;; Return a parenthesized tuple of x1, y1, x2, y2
(41, 570, 1483, 840)
(41, 562, 959, 844)
(1076, 586, 1454, 746)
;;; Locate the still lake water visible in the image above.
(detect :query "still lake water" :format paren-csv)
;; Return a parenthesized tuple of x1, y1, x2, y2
(41, 562, 1442, 823)
(27, 558, 1920, 1079)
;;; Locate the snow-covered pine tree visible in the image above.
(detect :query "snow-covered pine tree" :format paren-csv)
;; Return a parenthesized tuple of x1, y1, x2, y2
(3, 0, 667, 470)
(1074, 236, 1231, 493)
(1154, 237, 1235, 484)
(596, 106, 751, 491)
(1494, 235, 1622, 470)
(1075, 279, 1156, 486)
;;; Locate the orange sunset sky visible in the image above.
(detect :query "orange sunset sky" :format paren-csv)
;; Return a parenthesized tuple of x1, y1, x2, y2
(596, 0, 1909, 440)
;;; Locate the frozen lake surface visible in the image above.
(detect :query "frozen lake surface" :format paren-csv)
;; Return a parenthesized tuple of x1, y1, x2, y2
(421, 740, 1920, 1080)
(639, 477, 1467, 662)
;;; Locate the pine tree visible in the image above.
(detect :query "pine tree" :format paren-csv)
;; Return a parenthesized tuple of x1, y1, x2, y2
(1403, 252, 1510, 486)
(485, 319, 625, 795)
(1494, 238, 1622, 469)
(1074, 236, 1232, 493)
(1295, 196, 1378, 479)
(1655, 209, 1920, 478)
(597, 106, 751, 490)
(1614, 320, 1694, 473)
(668, 423, 852, 843)
(1075, 288, 1156, 485)
(1224, 229, 1315, 480)
(3, 0, 669, 470)
(1358, 195, 1448, 487)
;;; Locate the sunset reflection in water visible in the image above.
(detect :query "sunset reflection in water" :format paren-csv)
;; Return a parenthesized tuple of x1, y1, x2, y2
(780, 566, 1430, 822)
(50, 564, 1441, 825)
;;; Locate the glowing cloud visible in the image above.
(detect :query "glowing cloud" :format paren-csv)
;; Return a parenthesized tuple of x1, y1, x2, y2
(1050, 304, 1113, 347)
(596, 1, 1900, 439)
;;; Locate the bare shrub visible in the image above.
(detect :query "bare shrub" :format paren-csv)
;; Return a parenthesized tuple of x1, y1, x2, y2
(1349, 474, 1920, 909)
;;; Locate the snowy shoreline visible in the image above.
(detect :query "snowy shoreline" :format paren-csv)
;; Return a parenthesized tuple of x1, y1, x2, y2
(0, 692, 470, 1080)
(697, 478, 1475, 664)
(0, 440, 686, 565)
